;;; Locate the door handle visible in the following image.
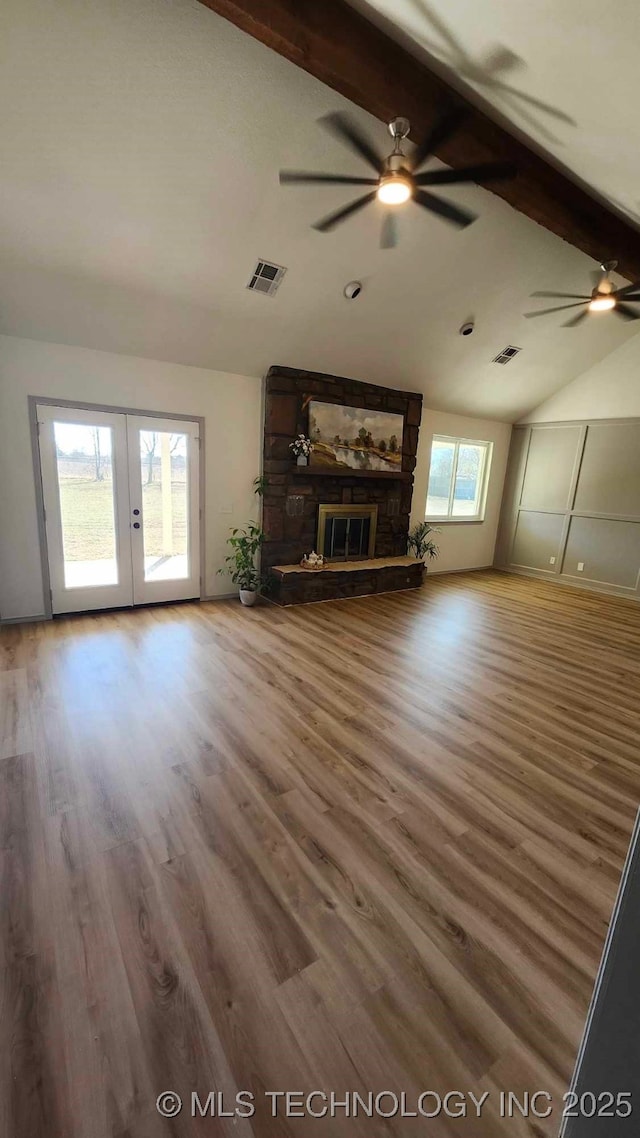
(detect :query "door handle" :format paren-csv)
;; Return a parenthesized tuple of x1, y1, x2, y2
(132, 508, 140, 516)
(133, 522, 140, 529)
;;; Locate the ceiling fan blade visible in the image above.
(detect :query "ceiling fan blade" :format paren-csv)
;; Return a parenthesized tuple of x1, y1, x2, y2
(312, 191, 378, 232)
(523, 302, 587, 318)
(413, 188, 476, 228)
(405, 0, 463, 56)
(318, 113, 383, 173)
(530, 290, 590, 300)
(280, 171, 378, 186)
(615, 279, 640, 298)
(614, 302, 640, 321)
(563, 308, 590, 328)
(411, 104, 467, 172)
(415, 161, 517, 186)
(482, 45, 523, 76)
(380, 212, 399, 249)
(496, 82, 576, 125)
(615, 294, 640, 303)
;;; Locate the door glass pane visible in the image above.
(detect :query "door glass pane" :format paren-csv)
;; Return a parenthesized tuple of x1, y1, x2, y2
(427, 439, 455, 516)
(452, 444, 484, 517)
(138, 430, 189, 581)
(53, 421, 118, 588)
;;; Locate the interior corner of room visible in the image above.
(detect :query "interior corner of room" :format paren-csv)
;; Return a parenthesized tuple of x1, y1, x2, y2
(495, 346, 640, 597)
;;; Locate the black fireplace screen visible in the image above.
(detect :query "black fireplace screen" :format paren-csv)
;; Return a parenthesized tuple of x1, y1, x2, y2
(322, 515, 371, 560)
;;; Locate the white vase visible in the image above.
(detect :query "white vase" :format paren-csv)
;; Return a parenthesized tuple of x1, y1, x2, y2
(296, 454, 308, 466)
(239, 589, 257, 607)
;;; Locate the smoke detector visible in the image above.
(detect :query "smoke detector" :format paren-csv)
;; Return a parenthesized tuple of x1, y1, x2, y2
(344, 281, 362, 300)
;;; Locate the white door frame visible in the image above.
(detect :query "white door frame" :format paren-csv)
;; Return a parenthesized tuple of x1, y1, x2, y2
(29, 396, 205, 618)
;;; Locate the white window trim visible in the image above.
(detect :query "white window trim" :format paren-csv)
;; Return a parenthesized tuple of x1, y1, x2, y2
(426, 435, 493, 524)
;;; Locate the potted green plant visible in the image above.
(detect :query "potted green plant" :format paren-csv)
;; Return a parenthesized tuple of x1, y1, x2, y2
(220, 522, 266, 606)
(407, 521, 440, 565)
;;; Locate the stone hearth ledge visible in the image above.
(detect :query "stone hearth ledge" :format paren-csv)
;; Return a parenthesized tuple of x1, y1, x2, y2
(268, 556, 426, 605)
(272, 556, 423, 574)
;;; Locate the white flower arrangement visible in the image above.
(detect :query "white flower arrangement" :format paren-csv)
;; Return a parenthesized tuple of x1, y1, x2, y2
(289, 434, 314, 459)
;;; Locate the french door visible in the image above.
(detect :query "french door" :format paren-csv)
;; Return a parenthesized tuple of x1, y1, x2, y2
(37, 405, 200, 614)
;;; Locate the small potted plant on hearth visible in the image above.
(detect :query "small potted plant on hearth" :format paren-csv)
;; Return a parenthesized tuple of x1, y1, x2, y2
(290, 434, 313, 466)
(407, 521, 440, 568)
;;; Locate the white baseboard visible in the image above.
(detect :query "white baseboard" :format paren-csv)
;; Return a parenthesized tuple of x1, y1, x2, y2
(494, 564, 639, 603)
(427, 564, 493, 576)
(1, 594, 239, 626)
(0, 612, 50, 625)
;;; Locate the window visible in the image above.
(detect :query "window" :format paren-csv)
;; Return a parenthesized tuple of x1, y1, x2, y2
(426, 436, 492, 522)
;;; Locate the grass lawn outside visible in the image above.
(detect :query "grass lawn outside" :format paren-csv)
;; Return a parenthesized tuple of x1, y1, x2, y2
(58, 473, 187, 562)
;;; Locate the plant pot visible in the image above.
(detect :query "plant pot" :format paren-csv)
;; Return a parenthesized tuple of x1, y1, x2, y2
(239, 589, 257, 607)
(296, 455, 308, 466)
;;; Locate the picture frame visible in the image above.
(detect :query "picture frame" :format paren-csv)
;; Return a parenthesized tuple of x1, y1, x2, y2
(308, 401, 404, 473)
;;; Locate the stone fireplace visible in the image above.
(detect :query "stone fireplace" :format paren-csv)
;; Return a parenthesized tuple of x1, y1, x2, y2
(317, 504, 377, 561)
(262, 365, 423, 603)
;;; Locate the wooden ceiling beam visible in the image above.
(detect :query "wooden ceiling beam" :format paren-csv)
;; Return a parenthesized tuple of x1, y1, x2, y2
(197, 0, 640, 281)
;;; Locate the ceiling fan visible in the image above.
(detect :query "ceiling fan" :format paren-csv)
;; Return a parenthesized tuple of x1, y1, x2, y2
(524, 260, 640, 326)
(279, 107, 517, 248)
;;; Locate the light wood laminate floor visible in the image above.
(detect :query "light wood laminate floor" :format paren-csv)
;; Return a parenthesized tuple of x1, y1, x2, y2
(1, 570, 639, 1138)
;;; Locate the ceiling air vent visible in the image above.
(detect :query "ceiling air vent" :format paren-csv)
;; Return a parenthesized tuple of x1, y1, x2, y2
(493, 344, 522, 365)
(246, 259, 287, 297)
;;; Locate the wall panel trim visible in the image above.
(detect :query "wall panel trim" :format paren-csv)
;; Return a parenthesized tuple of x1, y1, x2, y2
(496, 418, 640, 601)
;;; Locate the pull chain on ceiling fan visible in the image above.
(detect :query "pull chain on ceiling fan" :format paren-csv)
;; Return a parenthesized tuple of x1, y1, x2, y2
(279, 107, 517, 248)
(524, 260, 640, 326)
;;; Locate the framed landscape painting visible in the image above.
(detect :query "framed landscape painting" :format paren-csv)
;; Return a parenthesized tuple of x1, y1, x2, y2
(308, 401, 404, 473)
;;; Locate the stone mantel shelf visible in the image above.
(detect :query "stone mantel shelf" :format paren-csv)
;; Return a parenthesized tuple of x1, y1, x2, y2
(291, 465, 413, 481)
(272, 556, 423, 575)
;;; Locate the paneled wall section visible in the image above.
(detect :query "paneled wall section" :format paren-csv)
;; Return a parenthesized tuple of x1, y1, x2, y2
(495, 419, 640, 599)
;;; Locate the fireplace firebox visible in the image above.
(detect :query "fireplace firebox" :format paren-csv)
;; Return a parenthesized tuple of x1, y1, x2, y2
(317, 504, 378, 561)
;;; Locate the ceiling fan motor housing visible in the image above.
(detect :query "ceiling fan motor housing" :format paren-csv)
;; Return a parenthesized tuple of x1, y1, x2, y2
(385, 152, 411, 175)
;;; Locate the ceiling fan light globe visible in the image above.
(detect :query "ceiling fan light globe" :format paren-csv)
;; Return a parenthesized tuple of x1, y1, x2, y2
(589, 295, 616, 312)
(377, 175, 412, 205)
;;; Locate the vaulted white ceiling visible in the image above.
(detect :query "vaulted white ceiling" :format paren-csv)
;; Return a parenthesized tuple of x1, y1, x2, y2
(349, 0, 640, 225)
(1, 0, 637, 421)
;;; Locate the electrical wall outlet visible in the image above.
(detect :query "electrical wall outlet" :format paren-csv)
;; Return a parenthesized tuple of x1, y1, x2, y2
(577, 562, 584, 572)
(549, 556, 556, 565)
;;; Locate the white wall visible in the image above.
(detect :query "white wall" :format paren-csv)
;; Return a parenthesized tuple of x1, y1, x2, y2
(0, 335, 262, 621)
(521, 332, 640, 423)
(0, 333, 512, 621)
(411, 410, 512, 574)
